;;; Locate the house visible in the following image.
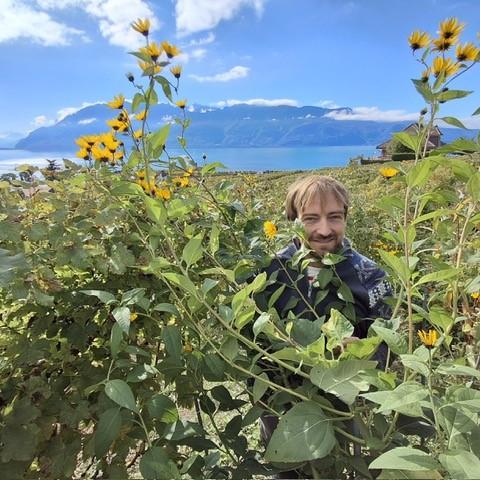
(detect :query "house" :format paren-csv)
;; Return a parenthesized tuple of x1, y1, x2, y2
(376, 123, 443, 159)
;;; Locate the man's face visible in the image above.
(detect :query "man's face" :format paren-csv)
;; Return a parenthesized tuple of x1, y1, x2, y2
(299, 192, 346, 256)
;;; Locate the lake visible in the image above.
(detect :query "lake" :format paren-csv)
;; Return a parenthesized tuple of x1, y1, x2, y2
(0, 145, 378, 175)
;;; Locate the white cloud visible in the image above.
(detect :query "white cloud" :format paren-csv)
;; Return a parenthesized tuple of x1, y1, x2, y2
(0, 0, 87, 45)
(34, 0, 159, 49)
(78, 117, 97, 124)
(191, 48, 207, 60)
(187, 32, 215, 46)
(190, 65, 249, 82)
(324, 106, 418, 122)
(214, 98, 298, 108)
(32, 115, 53, 127)
(175, 0, 266, 36)
(316, 100, 341, 109)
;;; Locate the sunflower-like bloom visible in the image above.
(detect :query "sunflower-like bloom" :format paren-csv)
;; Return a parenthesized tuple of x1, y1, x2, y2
(101, 132, 120, 152)
(432, 56, 460, 77)
(130, 312, 138, 322)
(170, 65, 182, 79)
(133, 129, 143, 140)
(106, 118, 128, 132)
(173, 176, 189, 187)
(175, 99, 187, 109)
(418, 329, 438, 348)
(184, 166, 194, 177)
(456, 42, 480, 62)
(114, 150, 124, 161)
(379, 167, 399, 178)
(106, 94, 125, 109)
(408, 31, 430, 51)
(131, 18, 150, 36)
(471, 292, 480, 300)
(433, 36, 458, 52)
(421, 68, 430, 83)
(156, 187, 171, 200)
(136, 170, 146, 181)
(75, 137, 90, 149)
(135, 110, 147, 121)
(91, 145, 113, 163)
(76, 148, 90, 160)
(161, 41, 181, 58)
(138, 60, 162, 75)
(140, 42, 162, 62)
(263, 221, 277, 240)
(438, 17, 464, 40)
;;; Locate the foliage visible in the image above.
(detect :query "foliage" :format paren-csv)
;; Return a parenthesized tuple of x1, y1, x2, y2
(0, 16, 479, 480)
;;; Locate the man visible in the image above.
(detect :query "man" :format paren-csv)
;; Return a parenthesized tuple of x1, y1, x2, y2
(254, 175, 392, 478)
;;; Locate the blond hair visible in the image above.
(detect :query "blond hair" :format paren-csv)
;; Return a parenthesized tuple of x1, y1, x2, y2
(285, 175, 350, 220)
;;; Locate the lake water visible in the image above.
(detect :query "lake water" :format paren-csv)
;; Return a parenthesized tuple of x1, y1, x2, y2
(0, 145, 378, 175)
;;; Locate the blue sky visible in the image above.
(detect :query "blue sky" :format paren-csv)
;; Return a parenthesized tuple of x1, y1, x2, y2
(1, 0, 480, 138)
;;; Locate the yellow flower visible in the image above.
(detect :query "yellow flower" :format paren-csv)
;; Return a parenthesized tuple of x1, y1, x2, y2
(175, 99, 187, 109)
(140, 42, 162, 62)
(136, 170, 146, 181)
(156, 187, 171, 200)
(433, 36, 458, 52)
(161, 41, 181, 58)
(438, 17, 464, 40)
(106, 94, 125, 110)
(131, 18, 150, 36)
(408, 31, 430, 51)
(379, 167, 399, 178)
(263, 221, 277, 240)
(421, 68, 430, 82)
(432, 56, 460, 77)
(76, 148, 89, 160)
(471, 292, 480, 300)
(91, 145, 113, 163)
(101, 132, 120, 152)
(135, 110, 147, 121)
(173, 176, 189, 187)
(184, 167, 194, 177)
(456, 42, 480, 62)
(83, 135, 99, 147)
(114, 150, 124, 161)
(170, 65, 182, 78)
(138, 60, 162, 75)
(106, 118, 128, 132)
(136, 179, 148, 191)
(418, 329, 438, 348)
(75, 137, 90, 149)
(130, 312, 138, 322)
(133, 129, 143, 140)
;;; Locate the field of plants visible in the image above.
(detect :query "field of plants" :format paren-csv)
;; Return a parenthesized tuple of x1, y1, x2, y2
(1, 16, 480, 480)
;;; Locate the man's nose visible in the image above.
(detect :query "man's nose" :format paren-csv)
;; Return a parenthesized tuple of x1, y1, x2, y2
(313, 218, 331, 236)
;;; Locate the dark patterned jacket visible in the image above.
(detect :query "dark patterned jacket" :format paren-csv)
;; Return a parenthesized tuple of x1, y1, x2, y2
(255, 238, 392, 338)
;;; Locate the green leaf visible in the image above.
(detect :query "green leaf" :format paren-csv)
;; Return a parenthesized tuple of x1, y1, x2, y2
(370, 447, 441, 471)
(291, 318, 323, 346)
(406, 158, 433, 188)
(104, 380, 138, 413)
(253, 373, 269, 403)
(362, 382, 428, 417)
(399, 354, 429, 377)
(412, 79, 434, 102)
(394, 132, 420, 152)
(321, 309, 354, 351)
(147, 124, 171, 151)
(153, 303, 180, 316)
(264, 401, 335, 462)
(95, 408, 121, 457)
(467, 172, 480, 201)
(473, 106, 480, 116)
(209, 224, 220, 255)
(80, 289, 117, 305)
(163, 272, 197, 297)
(437, 89, 472, 102)
(110, 181, 144, 196)
(147, 394, 178, 423)
(414, 267, 458, 286)
(311, 360, 377, 404)
(439, 450, 480, 479)
(139, 447, 181, 480)
(110, 323, 123, 358)
(371, 324, 408, 355)
(0, 424, 39, 462)
(378, 250, 410, 284)
(436, 363, 480, 379)
(131, 92, 145, 112)
(112, 306, 130, 334)
(343, 336, 382, 359)
(144, 195, 166, 224)
(182, 233, 204, 268)
(440, 116, 467, 129)
(162, 325, 182, 359)
(154, 76, 173, 102)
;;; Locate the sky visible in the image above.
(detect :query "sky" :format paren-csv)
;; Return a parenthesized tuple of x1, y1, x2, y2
(1, 0, 480, 138)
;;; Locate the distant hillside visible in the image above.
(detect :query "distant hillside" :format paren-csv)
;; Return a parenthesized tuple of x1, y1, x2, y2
(15, 103, 478, 151)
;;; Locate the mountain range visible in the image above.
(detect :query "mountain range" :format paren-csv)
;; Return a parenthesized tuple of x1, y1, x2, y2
(15, 103, 478, 151)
